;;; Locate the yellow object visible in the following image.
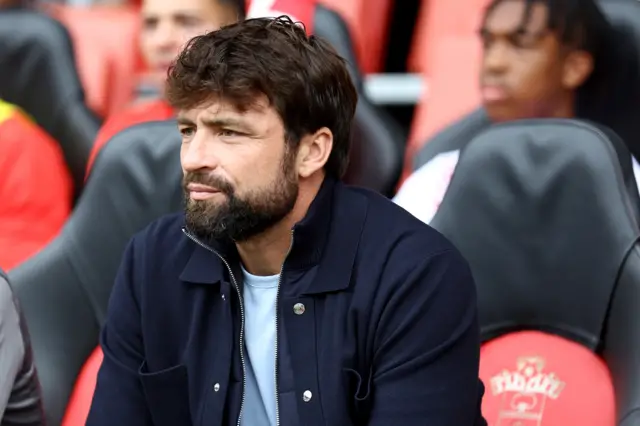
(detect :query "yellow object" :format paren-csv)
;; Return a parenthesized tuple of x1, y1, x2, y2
(0, 99, 17, 125)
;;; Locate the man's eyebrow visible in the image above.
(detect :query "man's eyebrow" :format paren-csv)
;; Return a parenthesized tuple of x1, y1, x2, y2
(201, 117, 254, 131)
(176, 115, 195, 126)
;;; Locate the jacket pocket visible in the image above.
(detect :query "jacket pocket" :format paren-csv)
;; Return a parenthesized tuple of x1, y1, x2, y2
(139, 362, 192, 426)
(343, 368, 373, 423)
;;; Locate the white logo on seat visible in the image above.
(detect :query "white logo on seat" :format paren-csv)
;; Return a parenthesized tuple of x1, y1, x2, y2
(490, 356, 566, 425)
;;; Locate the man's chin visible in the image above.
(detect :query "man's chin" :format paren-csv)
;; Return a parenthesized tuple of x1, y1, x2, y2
(484, 102, 519, 123)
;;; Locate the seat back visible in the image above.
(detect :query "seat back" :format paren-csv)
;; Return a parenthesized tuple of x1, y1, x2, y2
(0, 9, 101, 196)
(408, 0, 489, 74)
(405, 0, 488, 169)
(412, 112, 640, 220)
(589, 0, 640, 161)
(247, 0, 393, 74)
(430, 120, 640, 421)
(313, 4, 405, 195)
(46, 4, 141, 118)
(406, 35, 482, 167)
(9, 120, 183, 425)
(318, 0, 393, 74)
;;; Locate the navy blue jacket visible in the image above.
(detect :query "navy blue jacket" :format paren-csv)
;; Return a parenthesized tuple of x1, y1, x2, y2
(87, 178, 485, 426)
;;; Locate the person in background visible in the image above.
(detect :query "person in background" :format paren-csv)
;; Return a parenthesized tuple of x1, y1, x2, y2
(87, 16, 485, 425)
(85, 0, 245, 173)
(0, 100, 72, 270)
(0, 0, 25, 9)
(0, 269, 44, 425)
(394, 0, 621, 224)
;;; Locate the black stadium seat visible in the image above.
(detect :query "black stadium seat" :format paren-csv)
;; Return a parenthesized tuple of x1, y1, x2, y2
(9, 121, 182, 425)
(431, 120, 640, 423)
(313, 4, 405, 196)
(0, 8, 101, 197)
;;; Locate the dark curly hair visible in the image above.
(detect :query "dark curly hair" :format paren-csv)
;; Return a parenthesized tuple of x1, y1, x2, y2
(166, 15, 358, 179)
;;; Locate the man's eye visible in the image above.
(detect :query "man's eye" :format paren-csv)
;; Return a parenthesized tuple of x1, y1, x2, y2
(509, 31, 541, 49)
(220, 129, 242, 137)
(180, 127, 195, 137)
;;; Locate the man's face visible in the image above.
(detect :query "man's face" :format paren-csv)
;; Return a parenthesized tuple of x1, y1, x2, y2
(178, 97, 299, 242)
(140, 0, 238, 80)
(479, 0, 570, 122)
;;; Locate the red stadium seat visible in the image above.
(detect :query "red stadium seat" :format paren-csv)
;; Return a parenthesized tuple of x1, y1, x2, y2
(480, 331, 615, 425)
(408, 0, 489, 74)
(46, 5, 141, 118)
(400, 0, 489, 183)
(62, 348, 103, 426)
(400, 35, 481, 183)
(319, 0, 394, 74)
(247, 0, 393, 74)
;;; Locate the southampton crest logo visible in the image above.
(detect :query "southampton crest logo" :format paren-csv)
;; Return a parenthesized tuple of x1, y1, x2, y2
(489, 356, 566, 425)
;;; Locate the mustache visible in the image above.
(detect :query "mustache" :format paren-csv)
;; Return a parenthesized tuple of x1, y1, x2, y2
(183, 172, 234, 195)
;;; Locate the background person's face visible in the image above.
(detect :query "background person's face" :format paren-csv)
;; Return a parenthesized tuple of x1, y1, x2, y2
(479, 0, 568, 122)
(178, 97, 299, 242)
(140, 0, 238, 81)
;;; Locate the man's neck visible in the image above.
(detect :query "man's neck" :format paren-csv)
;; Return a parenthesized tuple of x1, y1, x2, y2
(550, 92, 576, 119)
(236, 174, 324, 276)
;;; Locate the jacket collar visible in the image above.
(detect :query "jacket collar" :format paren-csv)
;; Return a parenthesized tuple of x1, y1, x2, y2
(180, 177, 368, 294)
(180, 177, 342, 277)
(284, 176, 334, 270)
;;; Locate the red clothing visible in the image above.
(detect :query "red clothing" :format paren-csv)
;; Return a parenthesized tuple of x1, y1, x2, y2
(85, 99, 174, 175)
(0, 101, 72, 270)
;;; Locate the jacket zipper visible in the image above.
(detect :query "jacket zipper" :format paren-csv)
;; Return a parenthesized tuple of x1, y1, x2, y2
(181, 229, 248, 426)
(182, 228, 295, 426)
(274, 230, 295, 426)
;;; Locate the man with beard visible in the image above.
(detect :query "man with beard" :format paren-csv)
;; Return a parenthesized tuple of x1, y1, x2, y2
(88, 16, 485, 426)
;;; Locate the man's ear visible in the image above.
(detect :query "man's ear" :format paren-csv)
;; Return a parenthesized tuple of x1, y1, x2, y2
(562, 50, 594, 90)
(296, 127, 333, 178)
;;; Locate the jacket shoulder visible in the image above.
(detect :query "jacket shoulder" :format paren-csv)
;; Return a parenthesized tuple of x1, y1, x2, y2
(129, 212, 189, 259)
(348, 186, 458, 258)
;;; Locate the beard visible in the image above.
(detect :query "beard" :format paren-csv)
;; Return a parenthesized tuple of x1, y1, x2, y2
(183, 152, 299, 243)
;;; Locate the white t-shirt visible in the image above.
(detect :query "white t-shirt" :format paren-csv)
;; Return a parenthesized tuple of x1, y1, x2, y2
(240, 267, 280, 426)
(393, 149, 640, 224)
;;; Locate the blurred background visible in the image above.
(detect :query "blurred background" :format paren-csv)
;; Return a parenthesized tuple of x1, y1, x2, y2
(2, 0, 640, 424)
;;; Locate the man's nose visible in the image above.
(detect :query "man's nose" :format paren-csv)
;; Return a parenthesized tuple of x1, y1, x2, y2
(151, 20, 179, 51)
(181, 133, 220, 172)
(483, 41, 510, 74)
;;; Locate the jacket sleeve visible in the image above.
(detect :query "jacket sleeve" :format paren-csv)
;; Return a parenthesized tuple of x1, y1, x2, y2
(87, 237, 153, 425)
(367, 248, 485, 425)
